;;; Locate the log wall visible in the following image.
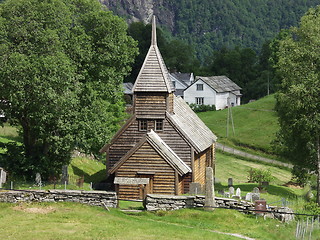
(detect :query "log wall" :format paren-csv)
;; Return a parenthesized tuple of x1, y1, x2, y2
(116, 142, 176, 200)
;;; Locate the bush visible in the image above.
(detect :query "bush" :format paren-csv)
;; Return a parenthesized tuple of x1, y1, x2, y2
(247, 168, 274, 183)
(189, 103, 216, 113)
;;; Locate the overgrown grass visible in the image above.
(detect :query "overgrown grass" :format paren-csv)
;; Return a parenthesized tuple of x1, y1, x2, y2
(0, 202, 304, 240)
(198, 95, 279, 156)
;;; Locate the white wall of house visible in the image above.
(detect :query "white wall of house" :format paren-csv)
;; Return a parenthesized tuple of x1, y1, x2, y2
(184, 80, 241, 110)
(184, 79, 216, 106)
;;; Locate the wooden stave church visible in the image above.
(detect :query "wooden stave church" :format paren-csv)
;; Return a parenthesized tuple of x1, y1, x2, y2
(100, 16, 217, 200)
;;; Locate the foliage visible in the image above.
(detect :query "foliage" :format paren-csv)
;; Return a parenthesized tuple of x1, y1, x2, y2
(202, 45, 277, 103)
(274, 6, 320, 205)
(106, 0, 320, 64)
(189, 103, 215, 113)
(0, 0, 138, 179)
(247, 168, 274, 184)
(303, 202, 320, 215)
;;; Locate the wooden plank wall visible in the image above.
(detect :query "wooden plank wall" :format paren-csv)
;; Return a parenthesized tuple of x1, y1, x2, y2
(194, 150, 209, 186)
(116, 142, 176, 200)
(167, 93, 174, 113)
(135, 93, 167, 119)
(158, 119, 192, 166)
(108, 120, 145, 170)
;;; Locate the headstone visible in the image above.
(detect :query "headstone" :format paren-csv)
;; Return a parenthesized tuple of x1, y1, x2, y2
(235, 188, 241, 197)
(252, 187, 260, 193)
(306, 190, 314, 201)
(35, 173, 42, 186)
(228, 178, 233, 187)
(252, 193, 260, 202)
(229, 186, 235, 196)
(204, 167, 216, 211)
(0, 168, 7, 188)
(245, 192, 252, 201)
(189, 182, 203, 195)
(61, 165, 69, 184)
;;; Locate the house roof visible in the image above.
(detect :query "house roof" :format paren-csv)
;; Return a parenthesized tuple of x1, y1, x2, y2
(167, 96, 217, 153)
(196, 76, 241, 93)
(109, 130, 191, 176)
(170, 72, 193, 88)
(132, 17, 174, 93)
(123, 82, 134, 95)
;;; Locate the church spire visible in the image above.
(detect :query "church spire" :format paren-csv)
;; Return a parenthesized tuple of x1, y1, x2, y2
(151, 16, 157, 46)
(132, 16, 174, 93)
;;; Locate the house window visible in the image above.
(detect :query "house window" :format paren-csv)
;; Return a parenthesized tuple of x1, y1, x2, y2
(172, 81, 176, 88)
(139, 120, 148, 131)
(155, 119, 163, 131)
(196, 84, 203, 91)
(196, 97, 204, 105)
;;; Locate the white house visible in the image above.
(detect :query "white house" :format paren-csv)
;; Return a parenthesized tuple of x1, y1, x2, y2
(184, 76, 242, 110)
(169, 72, 194, 98)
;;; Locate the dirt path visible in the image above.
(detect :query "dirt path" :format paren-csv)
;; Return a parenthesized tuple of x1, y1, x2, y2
(216, 143, 293, 169)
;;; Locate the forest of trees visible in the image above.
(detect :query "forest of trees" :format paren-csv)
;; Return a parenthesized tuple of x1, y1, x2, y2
(103, 0, 320, 62)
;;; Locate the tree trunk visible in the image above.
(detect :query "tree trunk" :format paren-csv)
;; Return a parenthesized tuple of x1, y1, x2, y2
(317, 136, 320, 206)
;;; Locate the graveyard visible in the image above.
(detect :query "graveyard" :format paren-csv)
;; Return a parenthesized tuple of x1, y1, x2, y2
(1, 96, 320, 239)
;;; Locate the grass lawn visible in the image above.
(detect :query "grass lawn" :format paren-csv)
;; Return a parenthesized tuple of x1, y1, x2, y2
(198, 95, 279, 156)
(214, 151, 312, 211)
(0, 201, 304, 240)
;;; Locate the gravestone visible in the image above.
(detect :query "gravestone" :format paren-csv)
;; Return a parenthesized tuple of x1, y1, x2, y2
(204, 167, 216, 211)
(228, 178, 233, 187)
(35, 173, 42, 186)
(189, 182, 203, 195)
(245, 192, 252, 202)
(252, 187, 260, 193)
(0, 168, 7, 188)
(229, 186, 235, 196)
(252, 193, 260, 202)
(61, 165, 69, 184)
(235, 188, 241, 197)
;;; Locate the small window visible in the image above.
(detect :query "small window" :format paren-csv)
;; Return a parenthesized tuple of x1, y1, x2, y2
(196, 84, 203, 91)
(172, 81, 176, 88)
(139, 120, 148, 131)
(196, 97, 204, 105)
(155, 119, 163, 131)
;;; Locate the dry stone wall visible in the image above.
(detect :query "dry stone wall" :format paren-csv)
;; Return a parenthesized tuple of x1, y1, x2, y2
(145, 194, 294, 222)
(0, 190, 117, 208)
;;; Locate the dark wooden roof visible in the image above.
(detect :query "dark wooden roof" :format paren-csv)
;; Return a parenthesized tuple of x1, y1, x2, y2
(109, 130, 191, 176)
(167, 96, 217, 153)
(132, 17, 174, 93)
(196, 76, 241, 93)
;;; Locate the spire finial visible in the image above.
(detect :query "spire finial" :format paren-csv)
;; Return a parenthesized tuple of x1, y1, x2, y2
(151, 16, 157, 46)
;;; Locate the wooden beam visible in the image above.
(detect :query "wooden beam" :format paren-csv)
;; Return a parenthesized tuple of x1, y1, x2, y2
(191, 148, 195, 182)
(175, 171, 179, 195)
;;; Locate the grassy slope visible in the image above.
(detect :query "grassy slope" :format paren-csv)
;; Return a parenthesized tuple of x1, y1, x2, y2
(198, 95, 279, 155)
(0, 202, 303, 240)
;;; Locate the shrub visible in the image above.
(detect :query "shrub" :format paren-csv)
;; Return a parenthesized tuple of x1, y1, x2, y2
(247, 168, 274, 183)
(189, 104, 216, 113)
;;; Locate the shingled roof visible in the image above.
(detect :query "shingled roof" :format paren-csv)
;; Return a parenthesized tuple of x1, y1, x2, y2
(132, 17, 174, 93)
(196, 76, 241, 93)
(167, 96, 217, 153)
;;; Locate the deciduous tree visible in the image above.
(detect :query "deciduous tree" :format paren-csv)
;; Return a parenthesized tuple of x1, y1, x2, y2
(275, 6, 320, 205)
(0, 0, 137, 179)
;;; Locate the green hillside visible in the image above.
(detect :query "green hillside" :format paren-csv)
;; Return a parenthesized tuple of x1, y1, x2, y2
(198, 95, 279, 155)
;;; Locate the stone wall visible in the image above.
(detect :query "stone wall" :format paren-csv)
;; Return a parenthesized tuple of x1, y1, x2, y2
(0, 190, 117, 208)
(145, 194, 294, 222)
